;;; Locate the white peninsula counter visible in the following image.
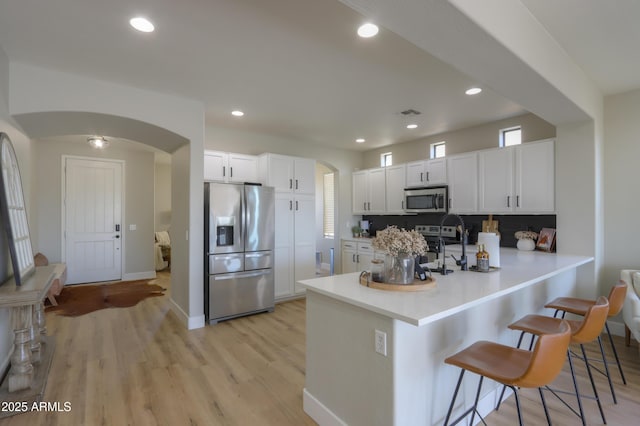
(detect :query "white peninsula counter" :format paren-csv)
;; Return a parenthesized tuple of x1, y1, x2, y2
(298, 248, 593, 426)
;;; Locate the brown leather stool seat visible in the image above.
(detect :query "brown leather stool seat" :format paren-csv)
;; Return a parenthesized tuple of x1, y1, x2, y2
(443, 320, 571, 426)
(546, 282, 627, 389)
(505, 296, 610, 426)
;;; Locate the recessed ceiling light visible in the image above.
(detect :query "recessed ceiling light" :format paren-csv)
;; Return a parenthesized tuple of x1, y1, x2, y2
(357, 23, 379, 38)
(406, 124, 418, 129)
(130, 17, 155, 33)
(356, 138, 366, 143)
(231, 110, 244, 117)
(465, 87, 482, 95)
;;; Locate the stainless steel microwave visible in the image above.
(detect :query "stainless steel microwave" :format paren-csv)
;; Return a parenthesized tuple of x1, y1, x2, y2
(404, 186, 448, 213)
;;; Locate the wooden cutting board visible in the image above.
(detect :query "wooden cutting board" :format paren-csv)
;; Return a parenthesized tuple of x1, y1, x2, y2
(482, 214, 500, 235)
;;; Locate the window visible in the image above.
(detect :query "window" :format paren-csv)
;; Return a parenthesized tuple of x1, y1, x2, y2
(381, 152, 392, 167)
(323, 173, 335, 238)
(431, 141, 446, 159)
(500, 126, 522, 147)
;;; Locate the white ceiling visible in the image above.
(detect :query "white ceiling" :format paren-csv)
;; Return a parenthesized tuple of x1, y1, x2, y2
(0, 0, 638, 152)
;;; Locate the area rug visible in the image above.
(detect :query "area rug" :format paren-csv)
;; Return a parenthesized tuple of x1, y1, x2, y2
(45, 279, 166, 317)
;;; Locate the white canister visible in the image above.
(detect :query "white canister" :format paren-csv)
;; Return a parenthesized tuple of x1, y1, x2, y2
(477, 232, 500, 268)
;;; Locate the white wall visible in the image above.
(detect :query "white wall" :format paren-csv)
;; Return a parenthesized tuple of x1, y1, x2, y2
(604, 89, 640, 283)
(7, 63, 206, 328)
(155, 162, 172, 232)
(34, 139, 155, 277)
(362, 112, 555, 168)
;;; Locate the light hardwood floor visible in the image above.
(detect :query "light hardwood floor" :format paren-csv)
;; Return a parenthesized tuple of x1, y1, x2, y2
(1, 271, 638, 425)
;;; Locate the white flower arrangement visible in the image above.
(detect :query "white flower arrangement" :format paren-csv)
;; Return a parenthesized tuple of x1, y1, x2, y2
(372, 225, 428, 257)
(515, 230, 538, 240)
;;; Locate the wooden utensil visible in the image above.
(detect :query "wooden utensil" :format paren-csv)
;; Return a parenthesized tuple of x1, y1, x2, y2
(482, 214, 500, 235)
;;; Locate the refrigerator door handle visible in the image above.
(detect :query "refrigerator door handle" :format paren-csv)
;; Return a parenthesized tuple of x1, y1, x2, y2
(214, 270, 271, 280)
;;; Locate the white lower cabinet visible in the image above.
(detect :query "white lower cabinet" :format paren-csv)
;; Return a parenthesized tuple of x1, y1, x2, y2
(274, 192, 316, 300)
(341, 240, 385, 274)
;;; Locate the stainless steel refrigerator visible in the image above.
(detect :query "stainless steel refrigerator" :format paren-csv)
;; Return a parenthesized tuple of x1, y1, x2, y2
(204, 182, 275, 324)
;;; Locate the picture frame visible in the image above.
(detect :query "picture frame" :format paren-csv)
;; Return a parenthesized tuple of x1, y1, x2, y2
(536, 227, 556, 252)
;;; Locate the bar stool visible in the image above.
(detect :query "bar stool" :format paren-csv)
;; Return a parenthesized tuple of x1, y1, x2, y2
(443, 319, 571, 426)
(502, 296, 610, 426)
(545, 281, 628, 393)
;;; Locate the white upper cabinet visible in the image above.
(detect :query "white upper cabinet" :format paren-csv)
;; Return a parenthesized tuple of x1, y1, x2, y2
(204, 150, 258, 183)
(447, 152, 478, 213)
(479, 139, 555, 214)
(352, 167, 386, 215)
(478, 147, 515, 213)
(405, 159, 447, 187)
(515, 139, 555, 213)
(258, 153, 315, 194)
(385, 164, 406, 214)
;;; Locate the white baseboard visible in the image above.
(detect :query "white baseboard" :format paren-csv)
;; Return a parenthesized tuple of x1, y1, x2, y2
(122, 270, 156, 281)
(303, 388, 348, 426)
(607, 319, 626, 337)
(303, 385, 506, 426)
(169, 297, 205, 330)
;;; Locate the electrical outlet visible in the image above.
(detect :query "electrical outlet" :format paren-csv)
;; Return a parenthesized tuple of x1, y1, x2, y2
(375, 329, 387, 356)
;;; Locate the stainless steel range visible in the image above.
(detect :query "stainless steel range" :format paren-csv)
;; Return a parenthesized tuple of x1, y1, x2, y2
(415, 224, 457, 263)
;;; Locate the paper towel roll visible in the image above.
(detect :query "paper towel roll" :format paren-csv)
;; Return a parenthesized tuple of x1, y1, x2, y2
(477, 232, 500, 268)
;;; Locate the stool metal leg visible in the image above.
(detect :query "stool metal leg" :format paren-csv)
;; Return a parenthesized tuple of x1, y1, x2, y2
(469, 376, 484, 426)
(605, 322, 627, 384)
(596, 335, 617, 404)
(443, 370, 465, 426)
(538, 387, 552, 426)
(567, 349, 587, 426)
(580, 344, 606, 424)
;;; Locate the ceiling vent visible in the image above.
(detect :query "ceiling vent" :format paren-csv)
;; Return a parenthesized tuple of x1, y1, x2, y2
(400, 109, 421, 116)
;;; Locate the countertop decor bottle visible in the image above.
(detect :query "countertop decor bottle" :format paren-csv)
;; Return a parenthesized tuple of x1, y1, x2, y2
(476, 244, 490, 272)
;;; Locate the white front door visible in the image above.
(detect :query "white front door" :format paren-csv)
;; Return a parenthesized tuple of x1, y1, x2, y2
(64, 157, 123, 284)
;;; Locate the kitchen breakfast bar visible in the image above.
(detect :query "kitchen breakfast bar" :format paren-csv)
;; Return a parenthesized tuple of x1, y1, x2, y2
(298, 248, 593, 426)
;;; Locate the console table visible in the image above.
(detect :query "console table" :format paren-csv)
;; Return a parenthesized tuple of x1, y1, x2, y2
(0, 265, 58, 416)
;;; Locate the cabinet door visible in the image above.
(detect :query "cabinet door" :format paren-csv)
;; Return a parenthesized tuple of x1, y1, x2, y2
(447, 153, 478, 213)
(425, 159, 447, 184)
(478, 148, 514, 213)
(352, 171, 368, 214)
(516, 140, 555, 212)
(204, 150, 227, 181)
(265, 154, 295, 192)
(405, 161, 426, 188)
(274, 193, 294, 298)
(293, 195, 316, 293)
(228, 154, 258, 183)
(294, 158, 316, 195)
(367, 168, 386, 214)
(357, 251, 373, 271)
(342, 248, 358, 274)
(386, 164, 406, 214)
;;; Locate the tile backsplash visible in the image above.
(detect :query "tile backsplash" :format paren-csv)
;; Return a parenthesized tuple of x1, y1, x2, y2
(362, 214, 556, 249)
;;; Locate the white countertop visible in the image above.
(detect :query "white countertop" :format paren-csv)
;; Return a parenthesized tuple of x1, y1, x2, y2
(298, 248, 593, 326)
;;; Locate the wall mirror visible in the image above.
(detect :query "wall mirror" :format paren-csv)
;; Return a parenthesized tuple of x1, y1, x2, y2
(0, 132, 35, 285)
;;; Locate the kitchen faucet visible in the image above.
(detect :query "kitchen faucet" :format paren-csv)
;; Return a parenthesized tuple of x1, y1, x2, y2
(439, 214, 468, 274)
